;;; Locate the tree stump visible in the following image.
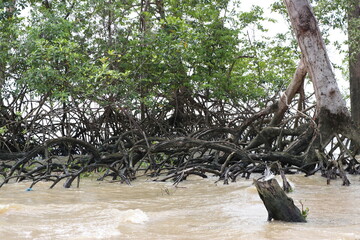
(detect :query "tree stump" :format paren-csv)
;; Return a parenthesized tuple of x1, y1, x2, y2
(254, 178, 306, 222)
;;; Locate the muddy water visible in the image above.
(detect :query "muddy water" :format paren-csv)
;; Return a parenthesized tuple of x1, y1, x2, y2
(1, 174, 360, 240)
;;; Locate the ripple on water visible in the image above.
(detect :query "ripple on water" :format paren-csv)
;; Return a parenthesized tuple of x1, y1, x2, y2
(0, 201, 149, 240)
(0, 204, 22, 214)
(1, 175, 360, 240)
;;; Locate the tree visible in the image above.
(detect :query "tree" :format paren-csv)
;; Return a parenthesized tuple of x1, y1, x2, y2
(349, 0, 360, 127)
(0, 0, 17, 109)
(4, 0, 360, 189)
(283, 0, 360, 165)
(0, 0, 29, 150)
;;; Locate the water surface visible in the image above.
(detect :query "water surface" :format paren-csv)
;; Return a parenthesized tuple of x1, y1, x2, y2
(0, 174, 360, 240)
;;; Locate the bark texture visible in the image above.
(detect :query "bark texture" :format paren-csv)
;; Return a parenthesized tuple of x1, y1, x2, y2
(284, 0, 348, 117)
(284, 0, 353, 148)
(254, 178, 306, 222)
(349, 0, 360, 127)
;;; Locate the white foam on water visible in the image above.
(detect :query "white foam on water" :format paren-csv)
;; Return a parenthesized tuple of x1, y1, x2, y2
(20, 207, 150, 240)
(0, 204, 12, 213)
(120, 209, 149, 224)
(0, 202, 150, 237)
(26, 207, 124, 240)
(0, 204, 21, 214)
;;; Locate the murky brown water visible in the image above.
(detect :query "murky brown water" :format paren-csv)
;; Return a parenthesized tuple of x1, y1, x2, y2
(1, 174, 360, 240)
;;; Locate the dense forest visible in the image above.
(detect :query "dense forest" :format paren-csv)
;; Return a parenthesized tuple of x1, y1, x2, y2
(0, 0, 359, 189)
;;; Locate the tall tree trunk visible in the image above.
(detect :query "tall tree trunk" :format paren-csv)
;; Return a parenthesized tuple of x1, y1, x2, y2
(283, 0, 352, 147)
(139, 0, 151, 121)
(349, 0, 360, 128)
(0, 0, 16, 112)
(107, 0, 113, 46)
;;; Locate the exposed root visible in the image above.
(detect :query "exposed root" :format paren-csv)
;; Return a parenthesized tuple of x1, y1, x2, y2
(1, 100, 360, 189)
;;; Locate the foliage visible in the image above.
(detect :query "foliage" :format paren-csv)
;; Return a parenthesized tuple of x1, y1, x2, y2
(299, 200, 310, 219)
(3, 1, 297, 104)
(272, 0, 360, 75)
(0, 0, 359, 191)
(0, 0, 304, 151)
(0, 126, 7, 135)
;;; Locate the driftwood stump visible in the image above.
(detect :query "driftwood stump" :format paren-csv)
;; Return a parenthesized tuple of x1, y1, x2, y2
(254, 178, 306, 222)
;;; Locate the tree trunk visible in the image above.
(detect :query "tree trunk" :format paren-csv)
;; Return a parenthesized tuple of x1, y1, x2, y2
(283, 0, 352, 147)
(349, 0, 360, 128)
(0, 0, 16, 103)
(245, 57, 307, 150)
(254, 178, 306, 222)
(270, 57, 307, 126)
